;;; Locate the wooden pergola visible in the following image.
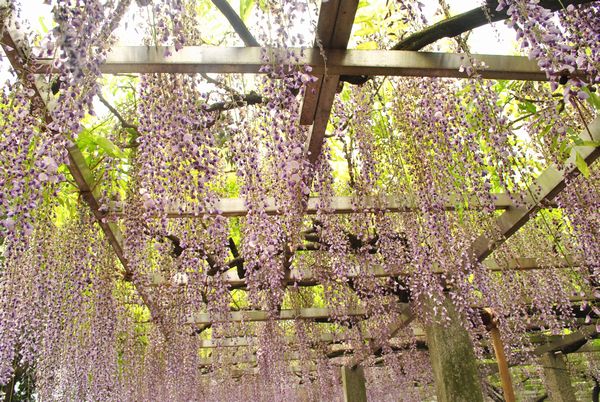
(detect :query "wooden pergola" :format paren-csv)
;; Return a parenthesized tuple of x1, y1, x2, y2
(1, 0, 599, 401)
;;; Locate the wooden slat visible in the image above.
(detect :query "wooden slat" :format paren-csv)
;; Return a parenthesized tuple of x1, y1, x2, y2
(149, 257, 579, 289)
(533, 325, 598, 356)
(471, 117, 600, 262)
(27, 47, 549, 80)
(108, 193, 517, 218)
(300, 0, 341, 124)
(188, 305, 407, 325)
(304, 0, 359, 165)
(300, 0, 358, 125)
(306, 75, 343, 165)
(341, 366, 368, 402)
(198, 324, 425, 347)
(189, 307, 365, 324)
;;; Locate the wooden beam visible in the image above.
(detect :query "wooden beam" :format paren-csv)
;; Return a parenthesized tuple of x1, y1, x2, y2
(533, 325, 598, 356)
(198, 325, 426, 348)
(148, 256, 579, 290)
(300, 0, 341, 124)
(28, 47, 549, 81)
(198, 349, 334, 367)
(300, 0, 358, 125)
(108, 193, 517, 218)
(471, 117, 600, 262)
(303, 0, 358, 166)
(188, 305, 406, 325)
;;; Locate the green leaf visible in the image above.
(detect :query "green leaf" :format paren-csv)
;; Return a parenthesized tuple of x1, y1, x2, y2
(575, 152, 590, 178)
(76, 128, 96, 149)
(354, 25, 378, 37)
(583, 87, 600, 110)
(518, 101, 536, 113)
(95, 137, 124, 158)
(573, 138, 600, 147)
(239, 0, 254, 22)
(356, 41, 378, 50)
(38, 16, 49, 34)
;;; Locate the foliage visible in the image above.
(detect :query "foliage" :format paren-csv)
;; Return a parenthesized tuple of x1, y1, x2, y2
(0, 0, 599, 401)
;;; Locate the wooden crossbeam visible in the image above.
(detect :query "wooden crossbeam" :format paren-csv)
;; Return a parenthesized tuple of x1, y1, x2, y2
(27, 47, 549, 81)
(221, 257, 576, 288)
(198, 350, 323, 367)
(299, 0, 358, 126)
(188, 305, 407, 325)
(471, 117, 600, 262)
(189, 307, 366, 325)
(198, 325, 426, 348)
(303, 0, 358, 165)
(533, 325, 599, 356)
(200, 323, 600, 350)
(300, 0, 340, 124)
(107, 193, 517, 218)
(149, 256, 579, 289)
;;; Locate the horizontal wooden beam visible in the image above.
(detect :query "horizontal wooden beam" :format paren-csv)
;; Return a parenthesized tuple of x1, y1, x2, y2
(188, 305, 406, 325)
(150, 257, 579, 289)
(109, 193, 519, 218)
(198, 322, 426, 348)
(189, 295, 594, 326)
(30, 47, 549, 81)
(201, 323, 600, 350)
(236, 257, 577, 287)
(533, 325, 598, 356)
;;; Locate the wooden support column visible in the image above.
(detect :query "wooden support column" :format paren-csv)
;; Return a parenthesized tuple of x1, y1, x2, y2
(341, 366, 368, 402)
(540, 352, 577, 402)
(489, 326, 516, 402)
(484, 308, 516, 402)
(424, 297, 484, 402)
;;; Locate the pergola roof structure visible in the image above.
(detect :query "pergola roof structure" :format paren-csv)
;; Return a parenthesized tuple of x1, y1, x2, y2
(1, 0, 599, 401)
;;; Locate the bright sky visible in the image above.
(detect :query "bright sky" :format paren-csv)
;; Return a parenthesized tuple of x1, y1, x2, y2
(10, 0, 518, 53)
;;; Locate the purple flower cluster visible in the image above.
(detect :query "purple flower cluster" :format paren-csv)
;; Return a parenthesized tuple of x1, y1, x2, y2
(498, 1, 599, 99)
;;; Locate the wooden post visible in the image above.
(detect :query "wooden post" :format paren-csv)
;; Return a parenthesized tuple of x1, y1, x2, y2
(484, 308, 516, 402)
(424, 297, 484, 402)
(540, 352, 577, 402)
(489, 327, 516, 402)
(341, 366, 368, 402)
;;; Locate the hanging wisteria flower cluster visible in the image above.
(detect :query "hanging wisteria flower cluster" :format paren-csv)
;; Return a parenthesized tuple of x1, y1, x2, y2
(1, 0, 599, 400)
